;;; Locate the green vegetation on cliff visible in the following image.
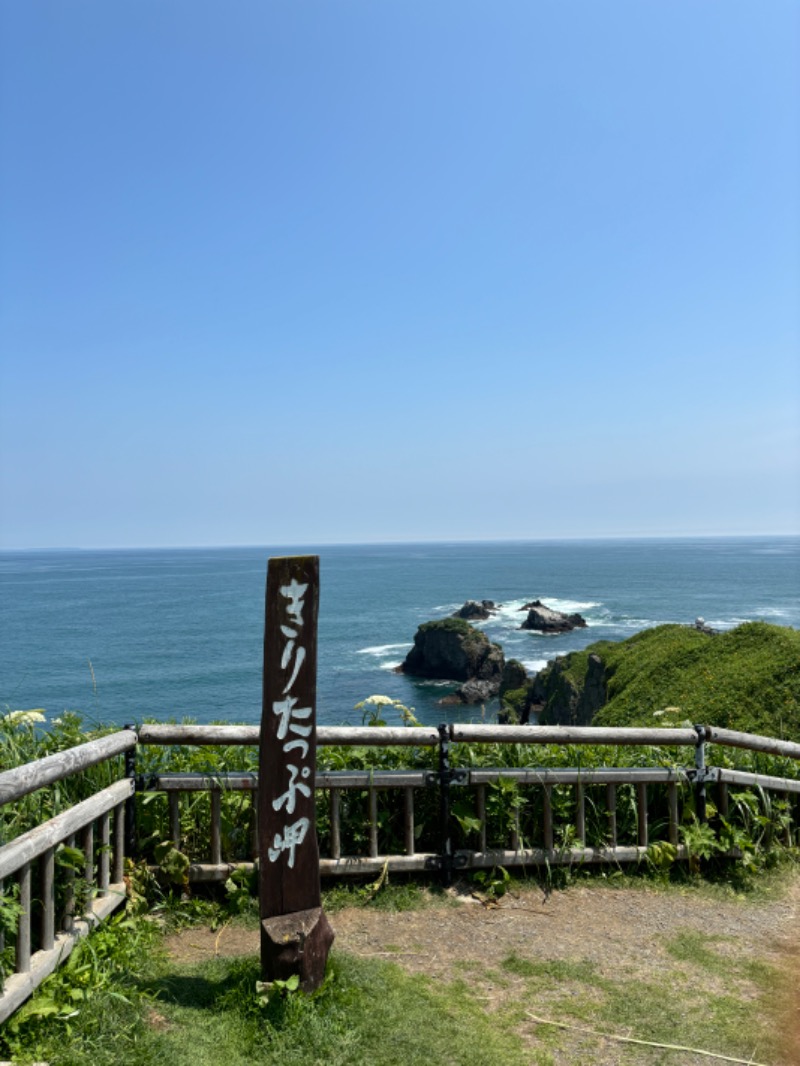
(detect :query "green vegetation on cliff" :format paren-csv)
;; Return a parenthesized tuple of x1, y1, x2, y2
(538, 622, 800, 736)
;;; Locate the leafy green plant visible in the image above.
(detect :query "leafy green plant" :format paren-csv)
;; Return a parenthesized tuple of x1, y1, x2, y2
(153, 841, 190, 889)
(224, 866, 257, 914)
(472, 864, 511, 899)
(0, 908, 161, 1059)
(681, 817, 725, 872)
(255, 972, 300, 1007)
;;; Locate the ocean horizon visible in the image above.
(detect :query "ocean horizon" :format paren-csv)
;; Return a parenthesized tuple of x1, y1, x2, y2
(1, 535, 798, 730)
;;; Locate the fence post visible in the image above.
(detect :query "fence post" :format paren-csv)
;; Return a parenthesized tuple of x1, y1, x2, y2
(124, 724, 138, 860)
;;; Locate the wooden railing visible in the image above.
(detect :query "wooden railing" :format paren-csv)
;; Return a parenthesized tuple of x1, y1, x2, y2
(135, 723, 800, 880)
(1, 722, 799, 1023)
(0, 730, 136, 1024)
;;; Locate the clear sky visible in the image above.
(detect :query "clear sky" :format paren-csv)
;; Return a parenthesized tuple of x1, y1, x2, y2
(1, 1, 798, 549)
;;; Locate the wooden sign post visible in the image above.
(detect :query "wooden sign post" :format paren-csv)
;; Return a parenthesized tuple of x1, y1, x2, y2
(259, 555, 334, 991)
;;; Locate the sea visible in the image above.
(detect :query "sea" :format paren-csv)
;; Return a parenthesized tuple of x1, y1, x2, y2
(0, 537, 798, 731)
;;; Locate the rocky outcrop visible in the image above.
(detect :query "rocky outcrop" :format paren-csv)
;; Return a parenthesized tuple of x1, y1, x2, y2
(401, 618, 505, 699)
(520, 600, 587, 633)
(530, 652, 607, 725)
(453, 600, 497, 621)
(499, 658, 528, 696)
(441, 678, 501, 705)
(497, 659, 530, 721)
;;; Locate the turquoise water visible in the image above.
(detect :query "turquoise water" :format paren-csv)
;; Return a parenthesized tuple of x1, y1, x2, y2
(0, 537, 797, 728)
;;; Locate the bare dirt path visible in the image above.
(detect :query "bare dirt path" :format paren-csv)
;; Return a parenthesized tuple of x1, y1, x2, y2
(167, 873, 800, 1065)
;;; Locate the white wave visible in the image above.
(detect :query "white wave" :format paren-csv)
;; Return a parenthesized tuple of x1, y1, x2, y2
(539, 597, 602, 614)
(705, 617, 769, 630)
(356, 643, 411, 656)
(519, 658, 550, 674)
(379, 660, 404, 671)
(488, 599, 534, 623)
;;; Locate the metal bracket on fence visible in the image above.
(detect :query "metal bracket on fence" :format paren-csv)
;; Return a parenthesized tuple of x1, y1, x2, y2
(424, 768, 469, 788)
(427, 723, 469, 886)
(693, 724, 708, 824)
(123, 723, 138, 860)
(686, 766, 717, 784)
(424, 852, 470, 874)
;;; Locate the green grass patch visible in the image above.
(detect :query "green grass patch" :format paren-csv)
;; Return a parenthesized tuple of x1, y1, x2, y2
(7, 948, 533, 1066)
(559, 621, 800, 736)
(3, 886, 794, 1066)
(322, 878, 437, 913)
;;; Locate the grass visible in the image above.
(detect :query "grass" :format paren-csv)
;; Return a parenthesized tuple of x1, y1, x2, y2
(3, 870, 795, 1066)
(533, 621, 800, 737)
(3, 932, 533, 1066)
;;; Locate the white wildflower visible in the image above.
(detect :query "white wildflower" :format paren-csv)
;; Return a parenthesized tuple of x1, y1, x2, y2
(652, 710, 665, 718)
(3, 709, 46, 727)
(356, 695, 395, 708)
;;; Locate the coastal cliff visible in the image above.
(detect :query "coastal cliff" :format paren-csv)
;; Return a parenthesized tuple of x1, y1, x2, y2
(514, 622, 800, 735)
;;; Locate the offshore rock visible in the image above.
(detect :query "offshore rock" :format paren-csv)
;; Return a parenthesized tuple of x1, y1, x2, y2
(520, 600, 587, 633)
(401, 617, 505, 683)
(441, 678, 501, 705)
(453, 600, 498, 621)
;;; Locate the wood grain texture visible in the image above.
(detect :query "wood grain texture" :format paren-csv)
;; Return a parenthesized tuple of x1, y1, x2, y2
(0, 779, 133, 881)
(258, 555, 332, 992)
(451, 725, 698, 746)
(0, 731, 136, 807)
(258, 557, 323, 918)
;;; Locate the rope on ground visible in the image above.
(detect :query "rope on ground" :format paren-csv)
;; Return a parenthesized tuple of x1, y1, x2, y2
(524, 1011, 768, 1066)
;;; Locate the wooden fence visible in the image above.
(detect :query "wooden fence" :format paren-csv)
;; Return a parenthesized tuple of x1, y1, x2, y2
(0, 730, 136, 1024)
(1, 722, 799, 1023)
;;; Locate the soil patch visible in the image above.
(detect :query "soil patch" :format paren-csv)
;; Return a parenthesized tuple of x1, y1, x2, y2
(166, 873, 800, 1064)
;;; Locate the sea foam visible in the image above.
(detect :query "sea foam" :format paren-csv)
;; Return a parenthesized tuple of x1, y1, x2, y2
(356, 643, 411, 656)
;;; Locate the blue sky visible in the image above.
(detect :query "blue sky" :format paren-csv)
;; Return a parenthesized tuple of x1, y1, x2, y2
(1, 1, 798, 548)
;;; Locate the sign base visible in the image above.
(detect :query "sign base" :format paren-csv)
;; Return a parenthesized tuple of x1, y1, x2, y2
(260, 906, 334, 992)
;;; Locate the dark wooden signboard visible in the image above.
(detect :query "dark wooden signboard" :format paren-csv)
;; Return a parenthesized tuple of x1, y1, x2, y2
(258, 555, 334, 991)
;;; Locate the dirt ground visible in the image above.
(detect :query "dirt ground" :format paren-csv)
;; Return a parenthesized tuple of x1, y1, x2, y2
(167, 873, 800, 1065)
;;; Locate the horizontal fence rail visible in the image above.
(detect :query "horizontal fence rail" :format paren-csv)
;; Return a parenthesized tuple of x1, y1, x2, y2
(137, 722, 800, 756)
(0, 729, 136, 807)
(1, 719, 798, 1026)
(703, 726, 800, 761)
(0, 767, 132, 1024)
(135, 723, 798, 887)
(137, 724, 441, 746)
(449, 724, 701, 746)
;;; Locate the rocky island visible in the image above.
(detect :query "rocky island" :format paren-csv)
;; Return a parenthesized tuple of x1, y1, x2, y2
(399, 617, 505, 703)
(452, 599, 498, 621)
(519, 599, 587, 633)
